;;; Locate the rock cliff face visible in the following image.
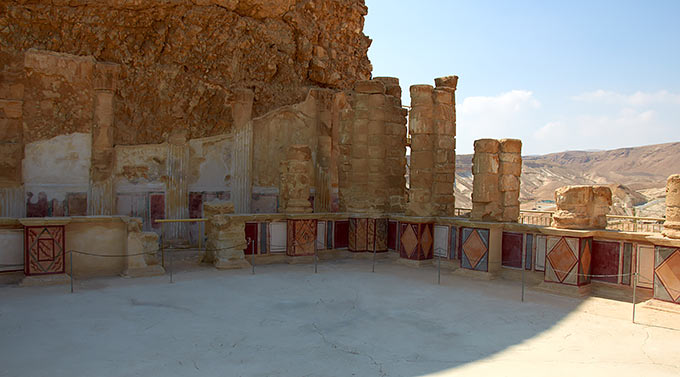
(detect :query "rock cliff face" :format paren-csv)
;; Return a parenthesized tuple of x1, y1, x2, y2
(0, 0, 372, 144)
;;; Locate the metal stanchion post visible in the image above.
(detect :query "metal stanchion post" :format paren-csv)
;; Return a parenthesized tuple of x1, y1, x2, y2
(70, 251, 74, 294)
(372, 247, 376, 273)
(437, 254, 441, 285)
(314, 238, 318, 274)
(170, 246, 174, 284)
(250, 239, 255, 275)
(632, 272, 637, 323)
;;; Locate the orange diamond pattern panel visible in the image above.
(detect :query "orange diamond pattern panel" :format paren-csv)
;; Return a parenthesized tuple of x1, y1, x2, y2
(580, 241, 591, 283)
(547, 237, 578, 282)
(401, 225, 418, 258)
(656, 250, 680, 302)
(462, 230, 487, 270)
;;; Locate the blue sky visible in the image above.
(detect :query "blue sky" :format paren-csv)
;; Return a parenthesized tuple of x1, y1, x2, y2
(364, 0, 680, 154)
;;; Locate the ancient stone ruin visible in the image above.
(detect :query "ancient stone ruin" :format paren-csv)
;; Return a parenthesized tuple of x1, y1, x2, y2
(471, 138, 522, 222)
(663, 174, 680, 239)
(551, 186, 613, 229)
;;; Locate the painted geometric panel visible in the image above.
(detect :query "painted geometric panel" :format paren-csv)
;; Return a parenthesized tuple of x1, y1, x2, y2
(535, 235, 547, 271)
(654, 247, 680, 303)
(502, 232, 523, 269)
(349, 218, 387, 252)
(316, 221, 326, 250)
(387, 221, 398, 250)
(621, 243, 633, 286)
(244, 222, 258, 255)
(333, 220, 349, 249)
(578, 238, 592, 286)
(525, 234, 533, 270)
(449, 226, 457, 260)
(433, 225, 449, 258)
(24, 225, 65, 276)
(286, 219, 317, 256)
(591, 240, 619, 284)
(545, 236, 579, 285)
(460, 228, 489, 272)
(399, 222, 434, 261)
(269, 222, 287, 254)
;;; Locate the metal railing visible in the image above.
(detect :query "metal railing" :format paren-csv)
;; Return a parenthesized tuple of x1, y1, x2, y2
(453, 208, 665, 233)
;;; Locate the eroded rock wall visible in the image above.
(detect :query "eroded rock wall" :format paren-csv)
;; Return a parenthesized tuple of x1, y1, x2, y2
(0, 0, 372, 145)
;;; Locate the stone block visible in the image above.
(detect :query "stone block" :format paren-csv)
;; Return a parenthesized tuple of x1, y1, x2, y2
(410, 151, 434, 170)
(411, 134, 434, 150)
(502, 206, 520, 222)
(472, 153, 500, 174)
(410, 85, 434, 106)
(499, 161, 521, 176)
(499, 175, 520, 191)
(433, 89, 454, 104)
(434, 75, 459, 89)
(474, 139, 500, 153)
(472, 177, 500, 203)
(354, 80, 386, 94)
(499, 152, 521, 163)
(0, 100, 22, 119)
(499, 138, 522, 153)
(665, 174, 680, 207)
(502, 190, 520, 206)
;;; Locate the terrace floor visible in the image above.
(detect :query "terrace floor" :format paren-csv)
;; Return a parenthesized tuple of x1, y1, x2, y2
(1, 258, 679, 377)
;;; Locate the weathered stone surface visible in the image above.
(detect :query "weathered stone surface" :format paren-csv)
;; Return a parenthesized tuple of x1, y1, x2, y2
(279, 144, 313, 213)
(203, 205, 250, 269)
(663, 174, 680, 239)
(434, 75, 459, 90)
(552, 185, 612, 229)
(354, 80, 386, 94)
(1, 0, 372, 145)
(471, 138, 521, 222)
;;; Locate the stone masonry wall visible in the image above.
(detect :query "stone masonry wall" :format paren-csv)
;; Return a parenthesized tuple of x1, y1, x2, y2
(406, 76, 457, 217)
(0, 0, 372, 145)
(279, 144, 313, 213)
(471, 138, 522, 222)
(663, 174, 680, 239)
(551, 185, 612, 229)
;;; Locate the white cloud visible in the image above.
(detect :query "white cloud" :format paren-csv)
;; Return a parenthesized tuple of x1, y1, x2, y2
(456, 90, 540, 153)
(571, 90, 680, 106)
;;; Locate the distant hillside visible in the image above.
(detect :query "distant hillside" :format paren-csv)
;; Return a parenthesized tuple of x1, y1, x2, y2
(454, 142, 680, 217)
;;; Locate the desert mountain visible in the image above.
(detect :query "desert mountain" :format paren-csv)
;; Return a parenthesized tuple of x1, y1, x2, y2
(454, 142, 680, 217)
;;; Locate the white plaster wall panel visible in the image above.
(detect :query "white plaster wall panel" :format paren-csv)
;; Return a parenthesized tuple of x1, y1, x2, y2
(433, 225, 449, 257)
(0, 229, 23, 272)
(316, 221, 326, 250)
(269, 221, 287, 253)
(23, 132, 91, 191)
(637, 245, 654, 289)
(535, 235, 547, 271)
(188, 135, 232, 192)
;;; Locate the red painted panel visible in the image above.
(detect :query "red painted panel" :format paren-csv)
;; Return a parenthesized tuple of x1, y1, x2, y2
(150, 193, 165, 229)
(189, 192, 203, 218)
(26, 192, 49, 217)
(244, 222, 258, 255)
(334, 220, 349, 249)
(591, 240, 619, 283)
(387, 221, 397, 250)
(502, 232, 523, 268)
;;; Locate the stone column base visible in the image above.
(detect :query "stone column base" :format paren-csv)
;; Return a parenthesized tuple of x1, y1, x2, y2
(20, 274, 71, 287)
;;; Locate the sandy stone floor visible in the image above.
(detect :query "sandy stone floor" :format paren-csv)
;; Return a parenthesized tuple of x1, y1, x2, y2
(1, 258, 679, 377)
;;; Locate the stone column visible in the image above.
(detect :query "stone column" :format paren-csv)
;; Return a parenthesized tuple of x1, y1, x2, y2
(203, 200, 250, 269)
(407, 77, 457, 218)
(89, 62, 119, 215)
(374, 77, 408, 213)
(499, 139, 522, 221)
(663, 174, 680, 239)
(552, 185, 612, 229)
(0, 53, 25, 217)
(122, 218, 165, 277)
(165, 132, 189, 240)
(407, 84, 435, 217)
(231, 89, 254, 214)
(279, 145, 313, 214)
(471, 138, 522, 222)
